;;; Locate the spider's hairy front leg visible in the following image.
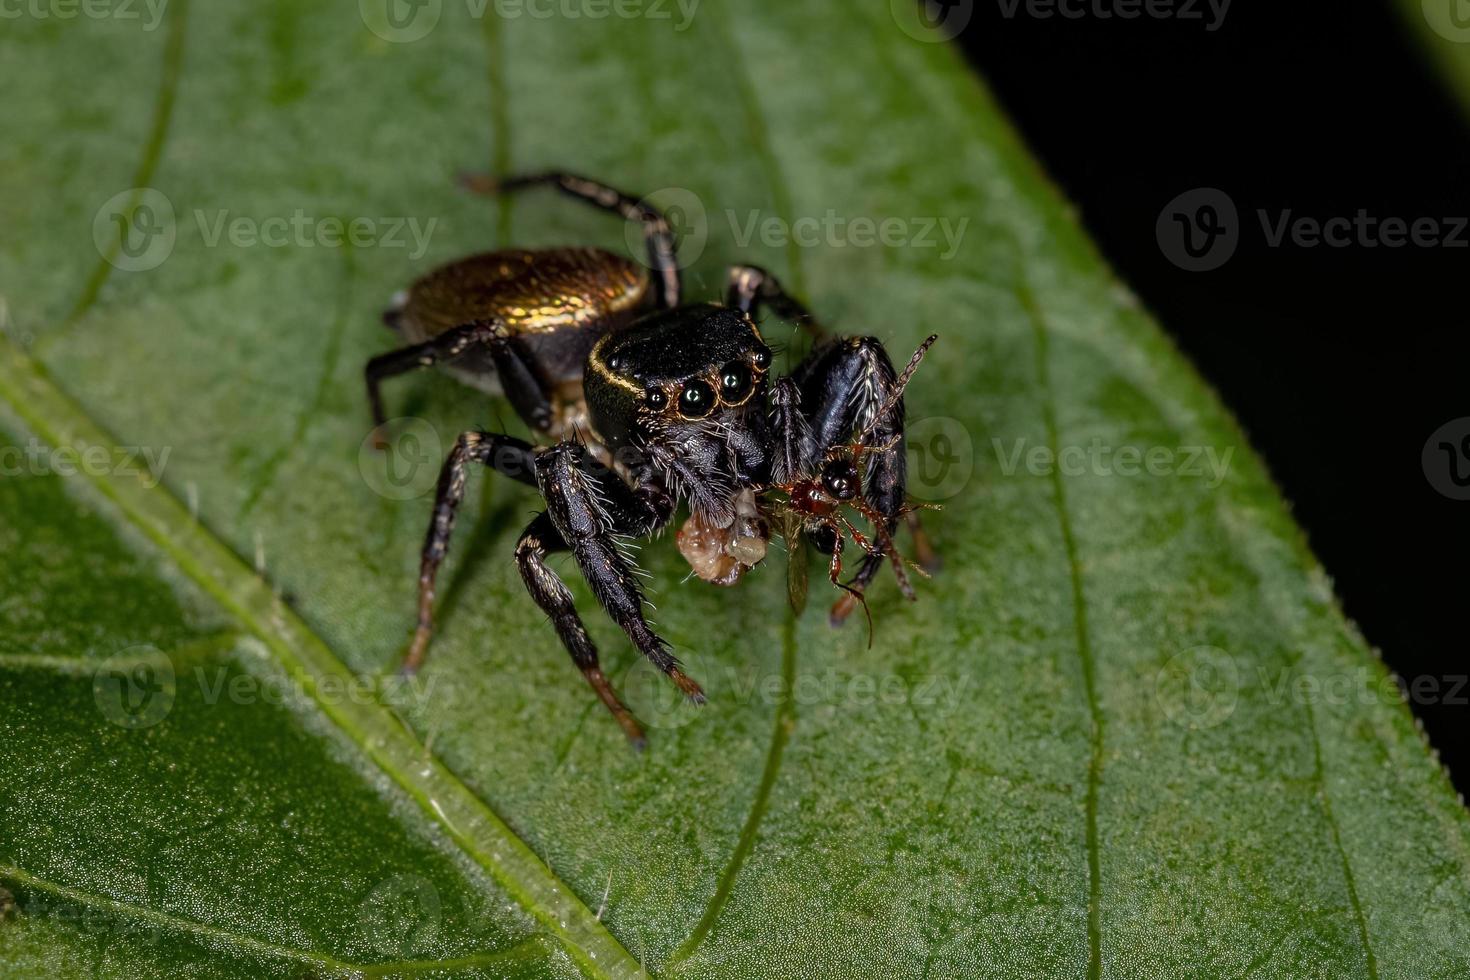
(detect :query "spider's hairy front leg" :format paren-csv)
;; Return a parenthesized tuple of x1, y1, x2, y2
(403, 431, 539, 674)
(533, 443, 705, 710)
(768, 377, 818, 485)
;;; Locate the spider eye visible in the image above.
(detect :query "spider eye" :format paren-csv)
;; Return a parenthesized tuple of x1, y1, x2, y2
(678, 379, 716, 418)
(645, 387, 668, 410)
(752, 345, 772, 369)
(719, 362, 753, 404)
(821, 459, 860, 500)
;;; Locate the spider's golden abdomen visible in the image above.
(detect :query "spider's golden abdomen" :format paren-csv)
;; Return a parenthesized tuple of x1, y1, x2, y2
(385, 247, 651, 392)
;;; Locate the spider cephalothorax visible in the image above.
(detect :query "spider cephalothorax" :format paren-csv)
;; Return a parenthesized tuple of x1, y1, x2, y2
(365, 170, 937, 745)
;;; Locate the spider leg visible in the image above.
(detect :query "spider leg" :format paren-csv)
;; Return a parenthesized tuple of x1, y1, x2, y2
(768, 377, 818, 484)
(515, 513, 646, 747)
(533, 443, 703, 708)
(403, 431, 539, 674)
(725, 264, 825, 341)
(460, 170, 681, 308)
(366, 316, 556, 443)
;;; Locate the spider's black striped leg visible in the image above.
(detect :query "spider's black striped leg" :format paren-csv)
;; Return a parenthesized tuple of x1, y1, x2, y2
(459, 170, 682, 308)
(402, 431, 539, 674)
(530, 443, 703, 734)
(366, 316, 556, 444)
(725, 264, 826, 341)
(514, 513, 647, 746)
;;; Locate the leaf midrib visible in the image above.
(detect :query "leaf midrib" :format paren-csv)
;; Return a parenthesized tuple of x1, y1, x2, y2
(0, 864, 554, 979)
(0, 336, 644, 979)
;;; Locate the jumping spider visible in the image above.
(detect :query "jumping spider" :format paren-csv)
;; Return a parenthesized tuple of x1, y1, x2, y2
(366, 171, 937, 745)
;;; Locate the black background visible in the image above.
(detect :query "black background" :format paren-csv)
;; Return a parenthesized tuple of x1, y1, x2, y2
(950, 0, 1469, 789)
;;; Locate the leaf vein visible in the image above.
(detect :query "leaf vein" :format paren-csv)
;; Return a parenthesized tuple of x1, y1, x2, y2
(1020, 281, 1105, 980)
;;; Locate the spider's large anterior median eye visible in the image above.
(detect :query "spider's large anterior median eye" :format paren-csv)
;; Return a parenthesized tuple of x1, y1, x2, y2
(821, 458, 860, 500)
(719, 362, 753, 404)
(678, 379, 716, 418)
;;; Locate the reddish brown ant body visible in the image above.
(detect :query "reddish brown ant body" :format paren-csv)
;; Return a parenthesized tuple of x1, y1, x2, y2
(764, 335, 940, 637)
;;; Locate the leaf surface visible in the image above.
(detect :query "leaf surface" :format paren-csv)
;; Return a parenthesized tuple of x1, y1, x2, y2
(2, 2, 1468, 978)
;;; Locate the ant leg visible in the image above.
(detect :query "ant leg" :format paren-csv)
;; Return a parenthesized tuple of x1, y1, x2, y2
(789, 336, 930, 625)
(366, 317, 557, 442)
(403, 431, 539, 674)
(515, 513, 647, 746)
(823, 530, 874, 644)
(533, 442, 704, 705)
(904, 510, 941, 573)
(725, 264, 825, 341)
(459, 171, 681, 308)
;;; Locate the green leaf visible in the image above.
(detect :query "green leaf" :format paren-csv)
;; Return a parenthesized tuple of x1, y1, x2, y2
(3, 2, 1469, 978)
(1401, 0, 1470, 119)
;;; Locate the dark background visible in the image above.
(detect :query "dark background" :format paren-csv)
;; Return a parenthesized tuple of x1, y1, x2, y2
(950, 1, 1470, 790)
